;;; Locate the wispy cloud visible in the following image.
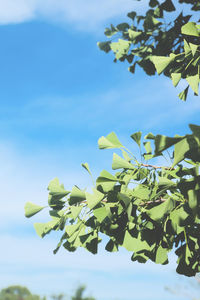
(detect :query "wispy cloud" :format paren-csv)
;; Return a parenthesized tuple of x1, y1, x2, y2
(0, 0, 148, 31)
(0, 0, 36, 24)
(5, 77, 200, 135)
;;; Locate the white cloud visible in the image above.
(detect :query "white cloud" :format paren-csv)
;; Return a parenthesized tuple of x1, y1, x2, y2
(0, 0, 36, 24)
(0, 0, 148, 30)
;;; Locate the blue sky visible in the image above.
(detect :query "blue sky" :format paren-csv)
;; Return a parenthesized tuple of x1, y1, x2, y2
(0, 1, 200, 300)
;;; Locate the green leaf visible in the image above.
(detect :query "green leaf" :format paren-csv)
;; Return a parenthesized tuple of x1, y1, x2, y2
(189, 124, 200, 139)
(86, 189, 104, 210)
(189, 43, 198, 56)
(127, 11, 136, 21)
(97, 41, 111, 53)
(128, 29, 142, 40)
(93, 206, 110, 223)
(98, 132, 123, 149)
(71, 206, 82, 220)
(170, 206, 189, 230)
(116, 23, 130, 31)
(144, 15, 160, 29)
(96, 170, 117, 192)
(147, 198, 175, 221)
(104, 24, 117, 37)
(112, 153, 135, 170)
(171, 73, 181, 87)
(161, 0, 175, 12)
(151, 56, 175, 74)
(110, 39, 130, 60)
(34, 223, 46, 237)
(158, 176, 176, 187)
(121, 149, 132, 162)
(34, 220, 58, 238)
(178, 86, 189, 101)
(181, 22, 200, 37)
(186, 74, 199, 95)
(188, 189, 198, 212)
(123, 231, 150, 252)
(132, 185, 150, 200)
(145, 132, 155, 139)
(131, 131, 142, 147)
(154, 134, 182, 154)
(105, 239, 118, 252)
(143, 141, 152, 154)
(48, 178, 70, 199)
(25, 202, 45, 218)
(173, 138, 190, 166)
(82, 162, 92, 176)
(149, 0, 159, 7)
(184, 39, 191, 55)
(65, 222, 81, 237)
(118, 193, 131, 208)
(155, 246, 168, 264)
(63, 241, 77, 252)
(69, 186, 86, 205)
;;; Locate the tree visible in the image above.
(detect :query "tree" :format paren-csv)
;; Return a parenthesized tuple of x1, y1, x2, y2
(70, 285, 95, 300)
(0, 285, 95, 300)
(25, 0, 200, 277)
(51, 286, 95, 300)
(0, 286, 44, 300)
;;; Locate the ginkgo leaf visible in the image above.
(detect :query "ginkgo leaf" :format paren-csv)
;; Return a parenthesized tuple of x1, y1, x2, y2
(86, 189, 104, 209)
(178, 86, 189, 101)
(171, 73, 181, 87)
(98, 132, 123, 149)
(128, 29, 142, 40)
(25, 202, 45, 218)
(186, 74, 199, 95)
(189, 43, 198, 56)
(112, 153, 135, 170)
(182, 22, 200, 37)
(131, 131, 142, 147)
(151, 56, 174, 74)
(82, 162, 92, 176)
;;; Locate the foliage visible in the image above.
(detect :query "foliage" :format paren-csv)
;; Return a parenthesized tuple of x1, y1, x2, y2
(98, 0, 200, 100)
(0, 286, 44, 300)
(0, 286, 95, 300)
(71, 285, 95, 300)
(25, 0, 200, 278)
(25, 125, 200, 277)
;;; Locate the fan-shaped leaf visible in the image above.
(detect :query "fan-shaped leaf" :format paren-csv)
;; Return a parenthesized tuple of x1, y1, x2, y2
(98, 132, 123, 149)
(25, 202, 45, 218)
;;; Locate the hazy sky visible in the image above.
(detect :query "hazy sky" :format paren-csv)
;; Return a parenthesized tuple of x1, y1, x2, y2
(0, 1, 199, 300)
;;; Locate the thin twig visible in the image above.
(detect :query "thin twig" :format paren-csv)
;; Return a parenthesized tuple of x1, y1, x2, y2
(140, 163, 174, 170)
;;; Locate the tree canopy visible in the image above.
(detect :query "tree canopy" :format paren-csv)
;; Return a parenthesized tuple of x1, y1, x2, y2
(0, 286, 95, 300)
(0, 286, 44, 300)
(25, 0, 200, 278)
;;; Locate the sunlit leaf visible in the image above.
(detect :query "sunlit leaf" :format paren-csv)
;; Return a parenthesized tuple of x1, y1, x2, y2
(98, 132, 123, 149)
(25, 202, 45, 218)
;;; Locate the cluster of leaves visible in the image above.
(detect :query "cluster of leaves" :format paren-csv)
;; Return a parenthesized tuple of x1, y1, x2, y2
(0, 286, 45, 300)
(25, 124, 200, 277)
(98, 0, 200, 100)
